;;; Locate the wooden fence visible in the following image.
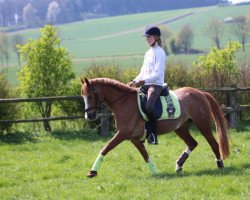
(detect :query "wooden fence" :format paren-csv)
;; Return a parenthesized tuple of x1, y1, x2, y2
(0, 96, 84, 123)
(0, 87, 249, 132)
(201, 87, 250, 128)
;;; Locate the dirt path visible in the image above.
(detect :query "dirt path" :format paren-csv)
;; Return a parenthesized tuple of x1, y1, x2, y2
(89, 12, 194, 41)
(89, 6, 217, 41)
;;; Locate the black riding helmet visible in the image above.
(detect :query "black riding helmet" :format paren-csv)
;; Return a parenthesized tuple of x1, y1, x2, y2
(144, 26, 161, 37)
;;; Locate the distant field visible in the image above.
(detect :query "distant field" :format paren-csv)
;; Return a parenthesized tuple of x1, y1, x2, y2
(1, 4, 249, 85)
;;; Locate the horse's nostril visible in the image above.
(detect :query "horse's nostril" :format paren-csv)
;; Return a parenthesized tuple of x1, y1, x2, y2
(88, 113, 96, 120)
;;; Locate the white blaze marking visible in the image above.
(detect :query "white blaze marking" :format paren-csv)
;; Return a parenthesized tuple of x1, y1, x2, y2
(83, 95, 88, 119)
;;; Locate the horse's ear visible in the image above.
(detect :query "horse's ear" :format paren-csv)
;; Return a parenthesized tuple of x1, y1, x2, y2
(84, 78, 90, 87)
(80, 78, 85, 84)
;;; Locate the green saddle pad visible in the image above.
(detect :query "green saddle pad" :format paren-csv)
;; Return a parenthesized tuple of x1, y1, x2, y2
(137, 90, 181, 121)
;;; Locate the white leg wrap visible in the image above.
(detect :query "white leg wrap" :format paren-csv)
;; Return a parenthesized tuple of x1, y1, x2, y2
(91, 154, 104, 171)
(184, 147, 191, 155)
(147, 158, 158, 175)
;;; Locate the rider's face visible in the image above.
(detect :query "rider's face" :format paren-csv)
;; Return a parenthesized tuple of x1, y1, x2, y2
(146, 35, 156, 46)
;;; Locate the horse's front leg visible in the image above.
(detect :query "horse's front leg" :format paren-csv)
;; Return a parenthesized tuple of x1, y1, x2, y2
(87, 131, 126, 178)
(130, 139, 158, 175)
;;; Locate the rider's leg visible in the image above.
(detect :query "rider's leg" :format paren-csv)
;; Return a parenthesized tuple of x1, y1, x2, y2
(146, 85, 162, 145)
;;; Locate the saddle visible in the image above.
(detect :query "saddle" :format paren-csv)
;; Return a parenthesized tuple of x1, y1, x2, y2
(137, 85, 181, 121)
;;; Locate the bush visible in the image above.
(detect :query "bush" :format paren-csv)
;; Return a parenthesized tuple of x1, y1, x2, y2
(81, 63, 139, 84)
(193, 42, 241, 88)
(0, 72, 17, 132)
(165, 60, 194, 89)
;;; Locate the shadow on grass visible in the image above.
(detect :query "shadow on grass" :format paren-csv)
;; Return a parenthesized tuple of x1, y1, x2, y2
(236, 119, 250, 132)
(154, 163, 250, 180)
(0, 129, 112, 144)
(0, 131, 39, 144)
(50, 129, 111, 142)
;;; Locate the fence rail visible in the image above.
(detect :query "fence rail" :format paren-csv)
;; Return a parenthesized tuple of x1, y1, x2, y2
(0, 87, 249, 129)
(0, 96, 82, 103)
(201, 86, 250, 128)
(0, 96, 85, 124)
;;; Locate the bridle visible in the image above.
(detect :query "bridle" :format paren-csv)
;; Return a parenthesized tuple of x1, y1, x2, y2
(84, 85, 106, 114)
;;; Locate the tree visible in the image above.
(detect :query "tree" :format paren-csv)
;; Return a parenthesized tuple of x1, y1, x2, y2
(169, 38, 179, 54)
(11, 34, 25, 67)
(158, 25, 172, 54)
(23, 3, 40, 28)
(46, 1, 61, 24)
(231, 16, 250, 51)
(0, 32, 10, 66)
(17, 25, 75, 131)
(204, 19, 225, 49)
(177, 24, 194, 53)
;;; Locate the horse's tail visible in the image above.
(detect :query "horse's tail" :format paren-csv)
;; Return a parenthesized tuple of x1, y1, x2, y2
(203, 92, 230, 160)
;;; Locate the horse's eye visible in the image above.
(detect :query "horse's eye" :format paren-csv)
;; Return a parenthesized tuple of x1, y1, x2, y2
(88, 96, 92, 100)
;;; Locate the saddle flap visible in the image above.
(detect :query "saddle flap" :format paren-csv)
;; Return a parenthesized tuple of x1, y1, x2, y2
(139, 95, 163, 120)
(137, 90, 181, 121)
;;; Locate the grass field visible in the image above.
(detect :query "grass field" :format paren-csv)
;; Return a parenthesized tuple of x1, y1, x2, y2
(1, 5, 249, 86)
(0, 120, 249, 199)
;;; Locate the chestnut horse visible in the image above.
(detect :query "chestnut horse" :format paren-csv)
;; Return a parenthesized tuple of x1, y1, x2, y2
(81, 78, 230, 178)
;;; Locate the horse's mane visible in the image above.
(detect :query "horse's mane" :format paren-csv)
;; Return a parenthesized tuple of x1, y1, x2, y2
(89, 78, 137, 93)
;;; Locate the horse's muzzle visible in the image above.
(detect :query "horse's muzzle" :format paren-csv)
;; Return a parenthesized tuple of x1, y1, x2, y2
(85, 112, 97, 121)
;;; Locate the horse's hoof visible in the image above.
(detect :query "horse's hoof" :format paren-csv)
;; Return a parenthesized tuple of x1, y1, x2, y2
(175, 167, 183, 173)
(87, 170, 97, 178)
(217, 160, 224, 169)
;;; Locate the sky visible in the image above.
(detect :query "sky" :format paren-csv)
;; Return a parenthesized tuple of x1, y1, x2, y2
(228, 0, 250, 4)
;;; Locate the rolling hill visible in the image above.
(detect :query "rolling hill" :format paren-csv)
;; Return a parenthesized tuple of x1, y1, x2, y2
(1, 4, 249, 85)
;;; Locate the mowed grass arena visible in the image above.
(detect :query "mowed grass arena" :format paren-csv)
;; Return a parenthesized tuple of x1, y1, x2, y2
(2, 5, 250, 85)
(0, 120, 249, 199)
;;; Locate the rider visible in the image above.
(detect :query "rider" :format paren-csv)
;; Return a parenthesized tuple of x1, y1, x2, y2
(129, 26, 167, 144)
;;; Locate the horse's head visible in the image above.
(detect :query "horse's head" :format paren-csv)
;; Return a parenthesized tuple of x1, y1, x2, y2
(81, 78, 104, 121)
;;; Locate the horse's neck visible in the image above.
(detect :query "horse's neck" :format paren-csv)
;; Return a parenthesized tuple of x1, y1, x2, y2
(103, 87, 133, 112)
(103, 87, 125, 104)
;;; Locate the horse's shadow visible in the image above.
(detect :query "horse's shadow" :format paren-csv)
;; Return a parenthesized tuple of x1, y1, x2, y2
(154, 163, 250, 179)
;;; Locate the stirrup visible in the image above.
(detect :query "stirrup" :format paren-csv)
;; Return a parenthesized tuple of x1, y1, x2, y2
(147, 133, 158, 145)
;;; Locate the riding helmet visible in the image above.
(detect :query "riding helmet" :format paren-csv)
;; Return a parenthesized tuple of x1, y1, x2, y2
(144, 26, 161, 37)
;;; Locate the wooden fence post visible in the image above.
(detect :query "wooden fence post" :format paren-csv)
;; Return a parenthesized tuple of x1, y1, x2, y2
(98, 106, 111, 137)
(226, 86, 238, 128)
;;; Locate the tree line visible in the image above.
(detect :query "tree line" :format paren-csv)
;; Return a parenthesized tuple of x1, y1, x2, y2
(165, 16, 250, 54)
(0, 0, 220, 28)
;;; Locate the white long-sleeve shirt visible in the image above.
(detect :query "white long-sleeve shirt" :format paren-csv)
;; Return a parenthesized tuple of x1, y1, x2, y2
(134, 45, 166, 86)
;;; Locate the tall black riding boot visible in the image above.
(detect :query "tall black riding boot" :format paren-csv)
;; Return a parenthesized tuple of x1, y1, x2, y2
(146, 115, 158, 145)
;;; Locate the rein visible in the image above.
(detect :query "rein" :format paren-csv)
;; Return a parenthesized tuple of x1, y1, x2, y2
(84, 85, 133, 113)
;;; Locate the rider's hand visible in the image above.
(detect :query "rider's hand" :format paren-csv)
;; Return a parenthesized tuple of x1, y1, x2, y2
(127, 81, 135, 87)
(132, 80, 145, 87)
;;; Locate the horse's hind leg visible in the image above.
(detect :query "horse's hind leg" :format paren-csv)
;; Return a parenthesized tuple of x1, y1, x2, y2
(175, 126, 198, 172)
(196, 124, 224, 169)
